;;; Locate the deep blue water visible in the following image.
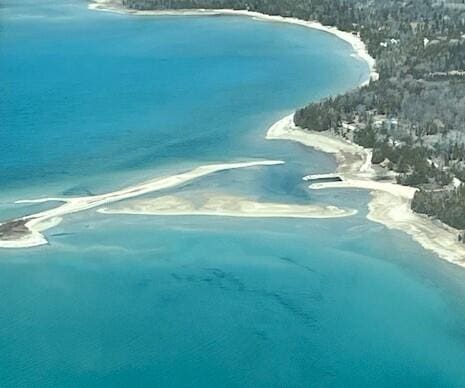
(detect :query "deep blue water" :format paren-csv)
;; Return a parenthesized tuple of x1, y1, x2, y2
(1, 1, 465, 387)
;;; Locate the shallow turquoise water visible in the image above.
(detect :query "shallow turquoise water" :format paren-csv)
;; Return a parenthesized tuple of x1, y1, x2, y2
(1, 1, 465, 387)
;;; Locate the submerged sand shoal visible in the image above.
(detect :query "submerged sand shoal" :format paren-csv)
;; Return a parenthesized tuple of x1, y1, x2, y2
(0, 159, 357, 249)
(2, 2, 378, 249)
(5, 1, 463, 266)
(99, 194, 356, 219)
(87, 0, 465, 267)
(266, 114, 465, 267)
(0, 161, 286, 248)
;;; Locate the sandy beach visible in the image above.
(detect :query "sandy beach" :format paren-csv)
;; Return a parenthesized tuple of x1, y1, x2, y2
(266, 114, 465, 267)
(99, 194, 356, 219)
(1, 1, 378, 250)
(88, 0, 378, 83)
(4, 0, 463, 267)
(0, 160, 285, 248)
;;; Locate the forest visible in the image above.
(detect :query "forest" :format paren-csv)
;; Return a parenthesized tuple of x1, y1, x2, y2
(121, 0, 465, 241)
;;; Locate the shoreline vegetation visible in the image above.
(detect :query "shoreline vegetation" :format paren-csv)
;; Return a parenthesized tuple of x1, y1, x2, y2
(267, 115, 465, 266)
(88, 0, 379, 83)
(1, 0, 463, 267)
(87, 0, 465, 266)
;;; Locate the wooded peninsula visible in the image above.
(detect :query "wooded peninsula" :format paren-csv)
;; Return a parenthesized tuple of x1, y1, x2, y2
(122, 0, 465, 241)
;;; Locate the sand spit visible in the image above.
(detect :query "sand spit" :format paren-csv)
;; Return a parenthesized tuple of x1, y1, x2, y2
(267, 114, 465, 267)
(99, 194, 356, 219)
(88, 0, 378, 83)
(87, 1, 465, 265)
(0, 160, 283, 249)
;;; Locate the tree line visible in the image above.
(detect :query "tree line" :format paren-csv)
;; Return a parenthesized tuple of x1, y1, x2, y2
(121, 0, 465, 241)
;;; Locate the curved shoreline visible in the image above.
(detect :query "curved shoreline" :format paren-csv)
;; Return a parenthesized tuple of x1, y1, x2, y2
(1, 1, 378, 250)
(266, 115, 465, 267)
(6, 1, 462, 266)
(0, 1, 378, 250)
(95, 0, 462, 266)
(88, 0, 378, 84)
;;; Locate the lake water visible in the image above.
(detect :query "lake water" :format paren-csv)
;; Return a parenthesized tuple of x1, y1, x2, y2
(1, 1, 465, 387)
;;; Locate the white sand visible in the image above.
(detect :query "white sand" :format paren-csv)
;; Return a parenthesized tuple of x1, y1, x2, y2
(2, 1, 376, 249)
(99, 194, 356, 219)
(88, 0, 378, 83)
(368, 191, 465, 265)
(86, 0, 465, 265)
(8, 1, 459, 264)
(267, 114, 375, 177)
(0, 160, 283, 248)
(266, 114, 465, 267)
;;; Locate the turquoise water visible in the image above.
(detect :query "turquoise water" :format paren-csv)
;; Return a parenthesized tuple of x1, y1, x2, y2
(2, 1, 465, 387)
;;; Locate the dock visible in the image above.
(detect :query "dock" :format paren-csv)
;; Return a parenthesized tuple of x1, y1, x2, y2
(303, 173, 343, 183)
